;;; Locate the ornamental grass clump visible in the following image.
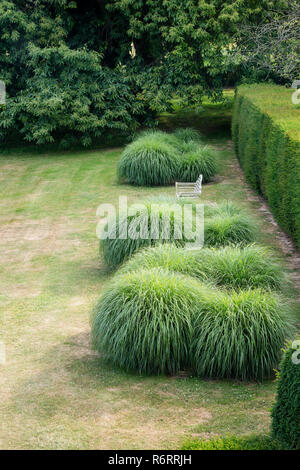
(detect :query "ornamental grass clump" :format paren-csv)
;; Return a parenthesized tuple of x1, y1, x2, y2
(204, 213, 257, 247)
(178, 145, 218, 183)
(192, 288, 293, 381)
(174, 128, 203, 144)
(120, 244, 287, 291)
(118, 131, 181, 186)
(205, 201, 243, 218)
(91, 268, 202, 375)
(100, 202, 191, 269)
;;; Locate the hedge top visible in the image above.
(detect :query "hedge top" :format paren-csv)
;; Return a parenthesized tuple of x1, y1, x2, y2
(236, 84, 300, 141)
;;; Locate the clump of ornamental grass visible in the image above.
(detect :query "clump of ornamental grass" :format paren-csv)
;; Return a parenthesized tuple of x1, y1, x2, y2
(100, 212, 152, 269)
(204, 244, 288, 290)
(120, 244, 288, 291)
(192, 288, 293, 381)
(100, 203, 192, 269)
(119, 243, 206, 279)
(204, 213, 257, 246)
(91, 268, 203, 375)
(118, 131, 181, 186)
(204, 201, 243, 218)
(178, 145, 218, 183)
(174, 128, 203, 143)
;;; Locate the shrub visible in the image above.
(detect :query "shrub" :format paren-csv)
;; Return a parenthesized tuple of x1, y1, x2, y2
(205, 201, 242, 218)
(174, 128, 203, 143)
(118, 131, 181, 186)
(232, 84, 300, 247)
(178, 145, 218, 183)
(181, 435, 285, 450)
(271, 341, 300, 449)
(100, 202, 189, 269)
(120, 244, 287, 291)
(204, 213, 256, 247)
(199, 244, 287, 291)
(192, 288, 292, 380)
(91, 268, 201, 375)
(135, 130, 183, 150)
(119, 243, 204, 278)
(101, 212, 152, 269)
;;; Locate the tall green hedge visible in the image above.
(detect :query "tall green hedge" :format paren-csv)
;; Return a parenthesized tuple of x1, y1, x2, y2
(271, 342, 300, 449)
(232, 84, 300, 246)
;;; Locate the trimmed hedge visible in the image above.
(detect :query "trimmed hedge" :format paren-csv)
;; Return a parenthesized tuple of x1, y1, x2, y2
(271, 341, 300, 449)
(181, 435, 285, 450)
(232, 84, 300, 246)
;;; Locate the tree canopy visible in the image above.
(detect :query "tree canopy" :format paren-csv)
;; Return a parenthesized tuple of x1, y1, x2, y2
(0, 0, 289, 146)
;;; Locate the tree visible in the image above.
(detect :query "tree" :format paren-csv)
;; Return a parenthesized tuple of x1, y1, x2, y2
(0, 0, 288, 146)
(231, 0, 300, 81)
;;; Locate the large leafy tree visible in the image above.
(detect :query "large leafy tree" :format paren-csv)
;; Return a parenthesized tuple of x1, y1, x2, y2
(231, 0, 300, 82)
(0, 0, 287, 146)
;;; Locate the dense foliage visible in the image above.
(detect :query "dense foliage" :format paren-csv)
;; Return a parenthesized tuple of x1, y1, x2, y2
(204, 213, 256, 246)
(0, 0, 287, 146)
(118, 132, 180, 186)
(192, 288, 292, 380)
(92, 265, 292, 378)
(174, 128, 203, 144)
(121, 243, 287, 291)
(232, 84, 300, 247)
(178, 144, 218, 183)
(118, 130, 218, 186)
(91, 268, 199, 375)
(100, 202, 189, 269)
(181, 435, 285, 450)
(271, 342, 300, 449)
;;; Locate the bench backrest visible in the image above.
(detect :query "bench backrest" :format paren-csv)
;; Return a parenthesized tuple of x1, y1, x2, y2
(195, 174, 203, 192)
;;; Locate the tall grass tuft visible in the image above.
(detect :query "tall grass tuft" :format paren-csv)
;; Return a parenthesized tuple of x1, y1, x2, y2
(178, 146, 218, 183)
(118, 131, 181, 186)
(192, 288, 293, 380)
(91, 268, 201, 375)
(205, 201, 243, 218)
(174, 128, 203, 143)
(120, 244, 288, 291)
(100, 203, 190, 269)
(204, 213, 257, 246)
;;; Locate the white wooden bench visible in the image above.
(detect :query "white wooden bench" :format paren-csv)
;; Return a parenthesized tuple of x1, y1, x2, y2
(175, 174, 203, 198)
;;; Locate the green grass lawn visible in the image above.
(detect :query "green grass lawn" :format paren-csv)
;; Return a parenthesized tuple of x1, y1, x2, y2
(0, 95, 298, 449)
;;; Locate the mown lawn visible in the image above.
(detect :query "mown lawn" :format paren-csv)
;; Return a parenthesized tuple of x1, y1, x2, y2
(0, 96, 298, 449)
